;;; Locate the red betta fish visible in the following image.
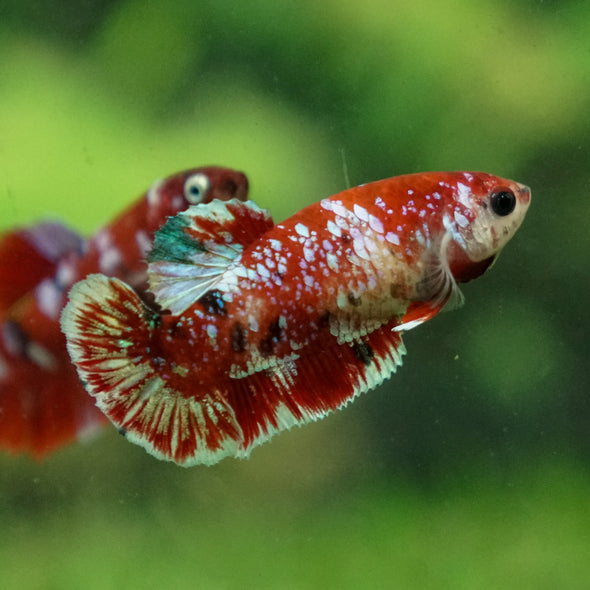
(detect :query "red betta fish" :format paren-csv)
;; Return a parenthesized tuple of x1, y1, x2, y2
(61, 172, 530, 467)
(0, 223, 83, 315)
(0, 166, 249, 458)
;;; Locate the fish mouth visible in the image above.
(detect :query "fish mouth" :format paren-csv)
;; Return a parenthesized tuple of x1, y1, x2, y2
(517, 183, 531, 205)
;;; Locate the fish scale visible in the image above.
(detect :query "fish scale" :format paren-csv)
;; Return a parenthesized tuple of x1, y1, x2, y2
(62, 171, 531, 467)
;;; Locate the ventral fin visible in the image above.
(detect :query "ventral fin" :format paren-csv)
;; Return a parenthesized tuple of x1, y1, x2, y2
(393, 236, 464, 332)
(148, 199, 274, 314)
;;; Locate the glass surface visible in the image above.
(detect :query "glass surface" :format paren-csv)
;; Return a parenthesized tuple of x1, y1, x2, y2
(1, 1, 588, 588)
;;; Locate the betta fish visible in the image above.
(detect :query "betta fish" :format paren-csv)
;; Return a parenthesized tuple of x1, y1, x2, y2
(61, 172, 530, 467)
(0, 166, 249, 458)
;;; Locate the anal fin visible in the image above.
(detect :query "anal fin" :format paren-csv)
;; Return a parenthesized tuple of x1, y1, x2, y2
(223, 321, 406, 456)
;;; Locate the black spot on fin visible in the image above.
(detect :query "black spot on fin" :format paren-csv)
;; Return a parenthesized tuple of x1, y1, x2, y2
(198, 289, 227, 316)
(351, 340, 374, 365)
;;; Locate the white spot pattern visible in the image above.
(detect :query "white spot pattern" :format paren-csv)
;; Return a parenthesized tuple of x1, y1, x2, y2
(36, 279, 64, 320)
(294, 223, 310, 238)
(135, 229, 152, 256)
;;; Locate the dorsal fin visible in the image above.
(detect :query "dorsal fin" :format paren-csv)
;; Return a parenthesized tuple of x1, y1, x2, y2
(148, 199, 274, 314)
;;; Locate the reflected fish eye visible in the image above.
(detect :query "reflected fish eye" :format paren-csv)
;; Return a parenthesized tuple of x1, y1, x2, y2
(184, 173, 211, 204)
(490, 189, 517, 217)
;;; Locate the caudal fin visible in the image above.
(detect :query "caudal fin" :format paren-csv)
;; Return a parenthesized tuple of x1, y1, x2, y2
(0, 296, 106, 459)
(0, 223, 82, 314)
(61, 274, 243, 466)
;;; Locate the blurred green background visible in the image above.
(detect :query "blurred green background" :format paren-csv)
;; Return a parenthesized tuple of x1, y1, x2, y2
(1, 1, 589, 588)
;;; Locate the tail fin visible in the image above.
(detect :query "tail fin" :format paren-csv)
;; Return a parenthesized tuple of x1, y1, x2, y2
(0, 222, 104, 459)
(0, 297, 106, 459)
(61, 274, 242, 466)
(0, 223, 82, 314)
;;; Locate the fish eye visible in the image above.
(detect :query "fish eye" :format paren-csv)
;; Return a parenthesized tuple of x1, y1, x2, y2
(490, 189, 517, 217)
(184, 173, 211, 204)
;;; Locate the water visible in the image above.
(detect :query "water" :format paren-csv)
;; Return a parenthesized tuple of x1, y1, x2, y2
(1, 1, 589, 587)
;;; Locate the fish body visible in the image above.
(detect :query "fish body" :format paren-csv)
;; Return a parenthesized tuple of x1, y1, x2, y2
(0, 166, 249, 457)
(62, 171, 530, 466)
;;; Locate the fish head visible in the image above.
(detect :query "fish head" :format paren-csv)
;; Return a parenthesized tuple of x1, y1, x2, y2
(146, 166, 249, 224)
(444, 173, 531, 282)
